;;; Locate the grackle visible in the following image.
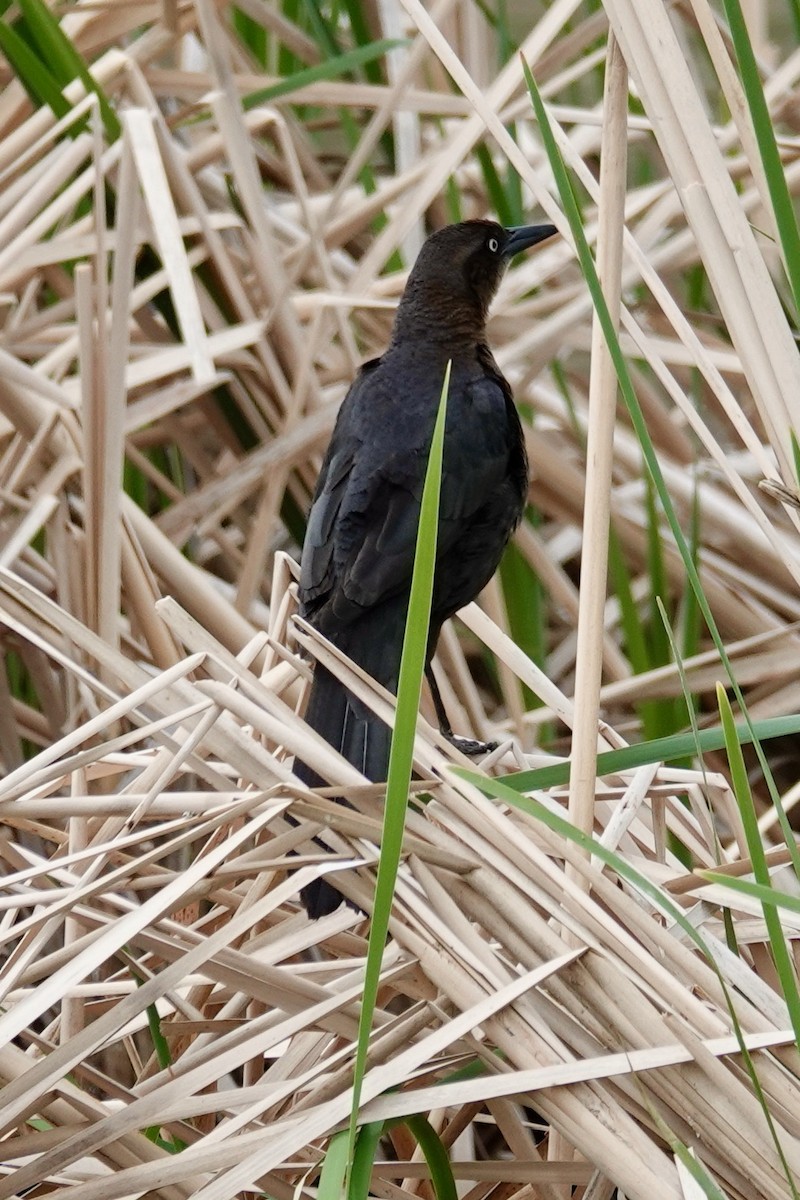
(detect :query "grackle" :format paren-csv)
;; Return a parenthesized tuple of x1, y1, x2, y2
(294, 219, 557, 917)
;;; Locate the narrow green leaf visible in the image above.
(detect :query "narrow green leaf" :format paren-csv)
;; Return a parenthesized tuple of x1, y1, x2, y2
(144, 1000, 172, 1072)
(679, 476, 702, 665)
(349, 1120, 385, 1200)
(458, 764, 723, 955)
(507, 712, 800, 793)
(457, 763, 800, 1191)
(640, 476, 678, 742)
(475, 143, 514, 226)
(792, 429, 800, 488)
(317, 1128, 350, 1200)
(341, 0, 385, 83)
(349, 1113, 458, 1200)
(405, 1114, 459, 1200)
(644, 475, 670, 667)
(278, 0, 302, 77)
(302, 0, 341, 55)
(17, 0, 78, 83)
(499, 537, 546, 708)
(9, 0, 119, 138)
(242, 39, 405, 108)
(646, 1104, 730, 1200)
(231, 6, 267, 65)
(720, 0, 800, 319)
(608, 521, 648, 674)
(443, 170, 463, 223)
(521, 55, 800, 890)
(0, 19, 69, 117)
(131, 971, 185, 1152)
(346, 363, 451, 1178)
(653, 596, 700, 864)
(716, 683, 800, 1039)
(699, 870, 800, 916)
(668, 1147, 730, 1200)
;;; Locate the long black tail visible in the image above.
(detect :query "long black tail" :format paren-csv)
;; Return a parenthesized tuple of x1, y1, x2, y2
(294, 662, 393, 917)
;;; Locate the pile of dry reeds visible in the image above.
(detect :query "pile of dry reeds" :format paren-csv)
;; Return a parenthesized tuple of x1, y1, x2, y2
(2, 2, 800, 1198)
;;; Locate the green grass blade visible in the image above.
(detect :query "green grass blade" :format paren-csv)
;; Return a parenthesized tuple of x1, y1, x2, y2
(608, 522, 647, 674)
(242, 39, 405, 108)
(699, 871, 800, 917)
(144, 999, 172, 1072)
(668, 1149, 729, 1200)
(404, 1114, 459, 1200)
(276, 2, 389, 203)
(522, 54, 800, 885)
(640, 475, 681, 742)
(716, 683, 800, 1040)
(792, 430, 800, 487)
(11, 0, 119, 138)
(277, 0, 302, 76)
(456, 763, 800, 1193)
(679, 476, 702, 665)
(507, 711, 800, 792)
(131, 970, 185, 1152)
(346, 362, 451, 1179)
(499, 536, 546, 709)
(442, 170, 463, 223)
(349, 1113, 458, 1200)
(453, 764, 726, 947)
(475, 142, 515, 226)
(644, 475, 670, 670)
(720, 0, 800, 318)
(646, 1105, 730, 1200)
(654, 595, 706, 783)
(341, 0, 385, 84)
(17, 0, 81, 85)
(349, 1120, 385, 1200)
(231, 6, 267, 65)
(0, 17, 69, 117)
(301, 0, 340, 54)
(653, 597, 697, 864)
(317, 1128, 350, 1200)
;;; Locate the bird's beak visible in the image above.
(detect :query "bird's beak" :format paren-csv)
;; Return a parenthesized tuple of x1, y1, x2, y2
(502, 223, 558, 257)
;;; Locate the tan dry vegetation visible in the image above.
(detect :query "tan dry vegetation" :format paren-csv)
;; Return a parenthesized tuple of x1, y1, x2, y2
(2, 1, 800, 1198)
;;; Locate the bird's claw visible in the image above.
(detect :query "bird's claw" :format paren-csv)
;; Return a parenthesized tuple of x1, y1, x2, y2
(445, 732, 499, 757)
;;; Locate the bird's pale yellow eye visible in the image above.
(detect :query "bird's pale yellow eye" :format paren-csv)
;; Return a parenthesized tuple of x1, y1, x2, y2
(488, 237, 499, 252)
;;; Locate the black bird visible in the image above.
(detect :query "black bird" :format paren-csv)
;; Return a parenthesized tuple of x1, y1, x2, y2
(295, 219, 557, 917)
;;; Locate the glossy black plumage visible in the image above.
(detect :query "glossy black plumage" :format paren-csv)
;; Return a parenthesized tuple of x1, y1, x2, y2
(295, 219, 557, 917)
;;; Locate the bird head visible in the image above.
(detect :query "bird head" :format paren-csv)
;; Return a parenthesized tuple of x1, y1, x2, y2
(392, 219, 557, 345)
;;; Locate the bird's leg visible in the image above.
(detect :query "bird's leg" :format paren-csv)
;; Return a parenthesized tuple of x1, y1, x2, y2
(424, 662, 455, 736)
(424, 663, 498, 757)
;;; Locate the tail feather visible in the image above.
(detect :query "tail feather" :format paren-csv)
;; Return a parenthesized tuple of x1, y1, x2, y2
(294, 663, 392, 917)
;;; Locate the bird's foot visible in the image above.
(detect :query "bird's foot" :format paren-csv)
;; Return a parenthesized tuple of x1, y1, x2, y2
(444, 732, 499, 757)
